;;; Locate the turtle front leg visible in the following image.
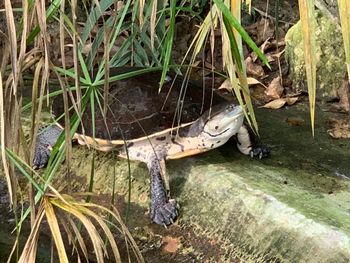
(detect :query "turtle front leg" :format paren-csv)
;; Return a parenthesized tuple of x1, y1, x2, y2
(236, 125, 269, 159)
(33, 125, 63, 169)
(147, 156, 178, 226)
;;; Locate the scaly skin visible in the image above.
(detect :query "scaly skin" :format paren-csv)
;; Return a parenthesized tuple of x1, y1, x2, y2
(32, 125, 179, 225)
(33, 120, 269, 226)
(33, 125, 62, 168)
(147, 156, 178, 225)
(33, 123, 269, 225)
(249, 146, 270, 159)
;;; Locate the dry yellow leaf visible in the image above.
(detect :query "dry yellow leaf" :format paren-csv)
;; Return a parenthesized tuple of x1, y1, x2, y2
(247, 77, 267, 88)
(286, 97, 298, 105)
(261, 97, 298, 109)
(265, 76, 284, 100)
(262, 98, 287, 109)
(219, 77, 267, 91)
(218, 79, 232, 91)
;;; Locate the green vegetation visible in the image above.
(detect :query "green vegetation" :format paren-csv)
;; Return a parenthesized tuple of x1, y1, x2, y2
(1, 1, 263, 261)
(0, 0, 349, 262)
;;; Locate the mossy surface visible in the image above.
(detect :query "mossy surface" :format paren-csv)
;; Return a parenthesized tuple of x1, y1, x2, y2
(13, 102, 350, 262)
(168, 105, 350, 262)
(43, 103, 350, 262)
(285, 11, 346, 98)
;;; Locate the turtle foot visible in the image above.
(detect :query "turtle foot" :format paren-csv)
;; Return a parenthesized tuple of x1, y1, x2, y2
(150, 199, 178, 226)
(250, 145, 270, 159)
(33, 144, 51, 169)
(33, 125, 62, 169)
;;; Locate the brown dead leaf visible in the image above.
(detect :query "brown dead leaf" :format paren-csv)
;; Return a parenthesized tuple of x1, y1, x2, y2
(265, 50, 285, 63)
(265, 54, 276, 63)
(204, 61, 216, 70)
(286, 117, 304, 126)
(262, 98, 287, 109)
(260, 39, 286, 54)
(260, 38, 271, 52)
(259, 18, 275, 44)
(219, 77, 267, 91)
(82, 42, 92, 54)
(274, 49, 285, 58)
(261, 97, 298, 109)
(272, 39, 286, 48)
(247, 77, 267, 88)
(337, 78, 350, 112)
(327, 117, 350, 138)
(252, 37, 286, 62)
(162, 236, 180, 253)
(252, 38, 271, 62)
(246, 18, 275, 45)
(265, 76, 284, 100)
(286, 97, 298, 105)
(245, 56, 264, 78)
(218, 79, 232, 91)
(328, 128, 350, 139)
(192, 60, 201, 67)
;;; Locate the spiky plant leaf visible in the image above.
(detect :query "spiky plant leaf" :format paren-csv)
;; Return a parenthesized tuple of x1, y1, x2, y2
(26, 0, 63, 44)
(337, 0, 350, 81)
(298, 0, 316, 135)
(18, 205, 45, 263)
(159, 0, 176, 89)
(43, 198, 69, 263)
(214, 0, 270, 68)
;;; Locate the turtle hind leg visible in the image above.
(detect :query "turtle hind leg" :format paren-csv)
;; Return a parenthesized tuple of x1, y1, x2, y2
(33, 125, 63, 169)
(147, 156, 178, 226)
(236, 125, 270, 159)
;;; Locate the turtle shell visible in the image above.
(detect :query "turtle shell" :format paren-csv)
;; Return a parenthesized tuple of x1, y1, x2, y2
(52, 68, 228, 143)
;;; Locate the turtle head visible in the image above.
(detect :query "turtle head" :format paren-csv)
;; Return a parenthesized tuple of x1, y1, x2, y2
(203, 103, 244, 138)
(187, 103, 244, 144)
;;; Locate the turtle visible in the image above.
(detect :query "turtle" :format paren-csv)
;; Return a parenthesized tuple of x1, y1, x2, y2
(33, 68, 269, 226)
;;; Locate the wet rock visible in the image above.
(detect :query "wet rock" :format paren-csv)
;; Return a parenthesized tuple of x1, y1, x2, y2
(285, 11, 346, 99)
(45, 103, 350, 262)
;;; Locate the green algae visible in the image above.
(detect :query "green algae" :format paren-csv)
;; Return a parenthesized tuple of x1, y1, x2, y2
(14, 101, 350, 262)
(285, 11, 347, 98)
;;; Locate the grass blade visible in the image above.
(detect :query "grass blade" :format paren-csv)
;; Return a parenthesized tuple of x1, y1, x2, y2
(0, 72, 14, 204)
(298, 0, 316, 135)
(150, 0, 157, 50)
(213, 0, 270, 68)
(18, 205, 45, 263)
(52, 200, 105, 263)
(159, 0, 176, 89)
(222, 14, 257, 131)
(43, 198, 69, 263)
(26, 0, 63, 44)
(338, 0, 350, 81)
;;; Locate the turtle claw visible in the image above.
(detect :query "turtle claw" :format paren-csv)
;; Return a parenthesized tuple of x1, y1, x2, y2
(151, 199, 178, 226)
(33, 144, 52, 169)
(250, 145, 270, 159)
